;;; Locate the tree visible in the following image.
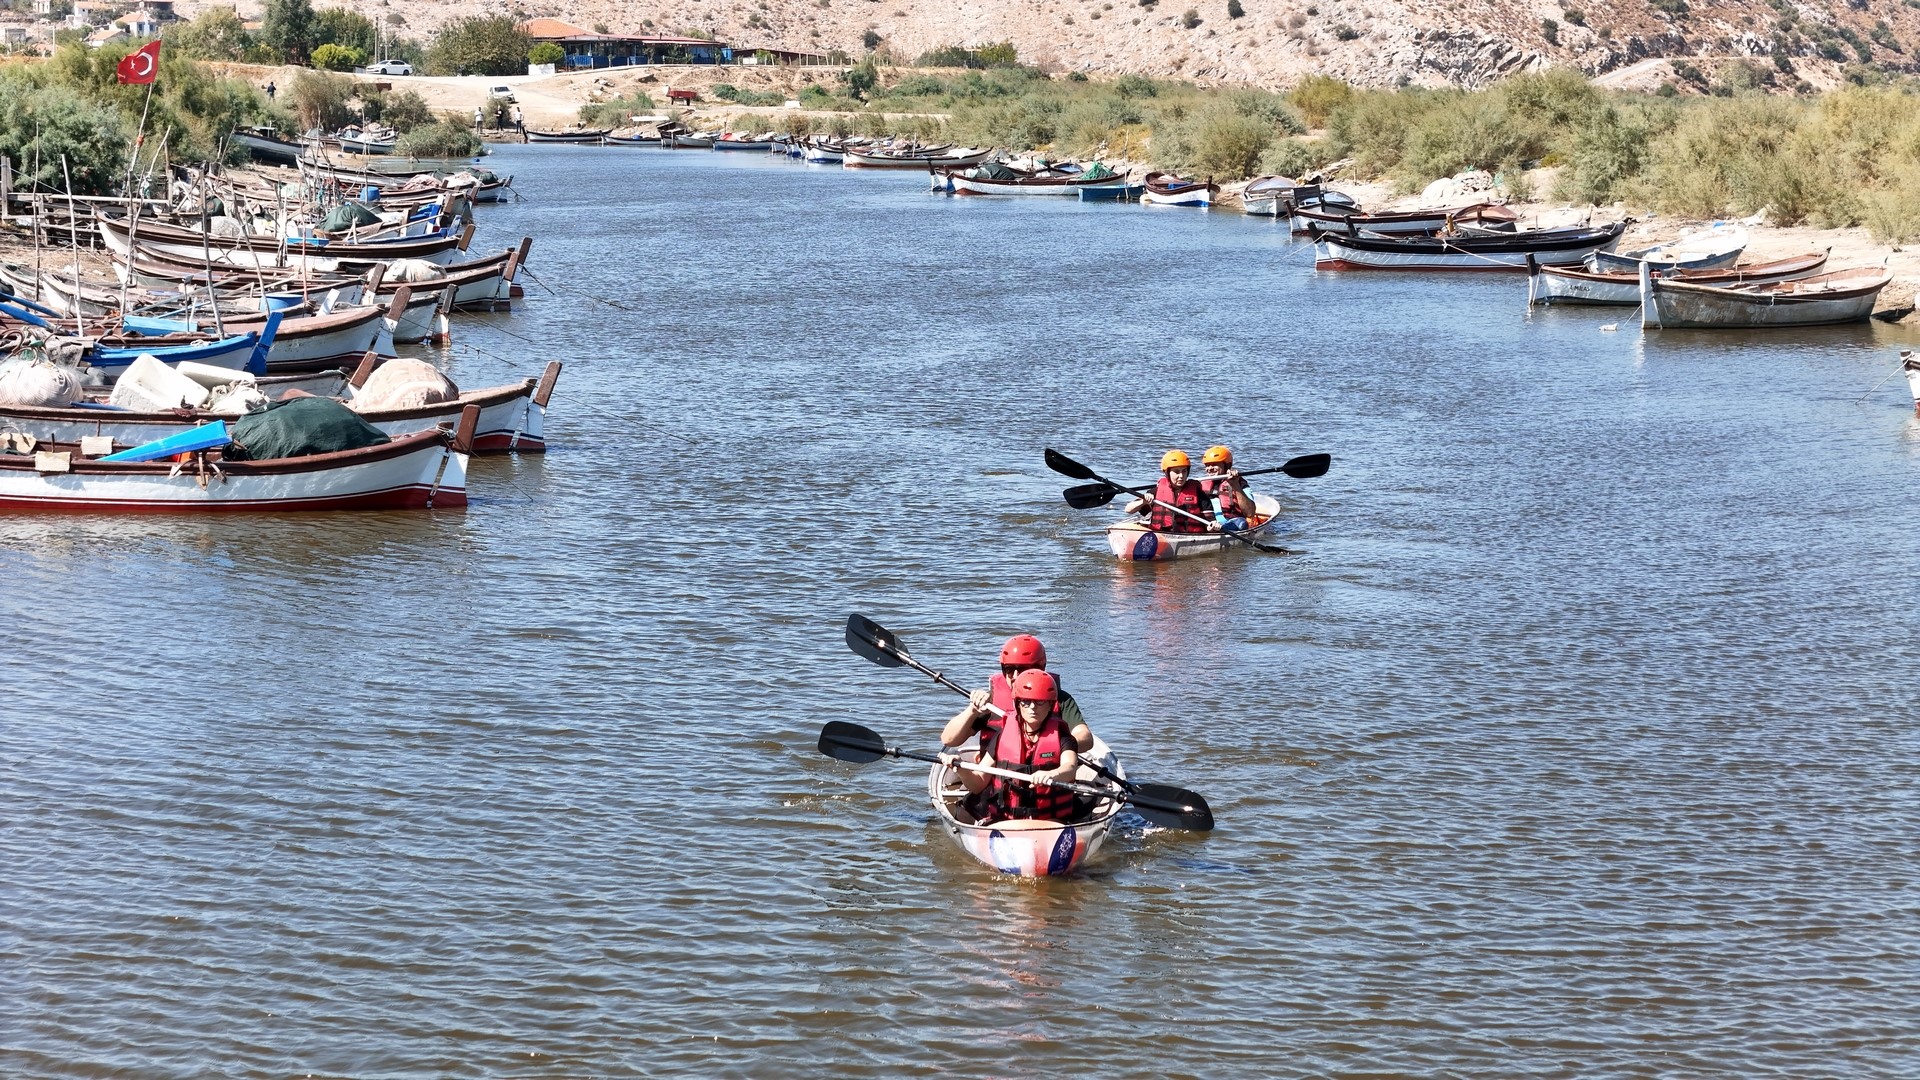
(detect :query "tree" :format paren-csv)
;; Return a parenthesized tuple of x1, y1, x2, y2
(843, 55, 878, 99)
(425, 16, 532, 77)
(289, 68, 354, 131)
(166, 8, 254, 61)
(0, 76, 130, 196)
(314, 8, 378, 58)
(262, 0, 318, 65)
(529, 41, 565, 66)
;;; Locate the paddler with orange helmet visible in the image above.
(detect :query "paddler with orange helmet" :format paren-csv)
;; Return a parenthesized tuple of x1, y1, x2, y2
(1199, 444, 1255, 530)
(1123, 449, 1217, 533)
(941, 669, 1080, 823)
(940, 633, 1094, 754)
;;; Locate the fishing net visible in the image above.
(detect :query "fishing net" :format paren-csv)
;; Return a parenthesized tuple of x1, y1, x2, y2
(224, 396, 390, 461)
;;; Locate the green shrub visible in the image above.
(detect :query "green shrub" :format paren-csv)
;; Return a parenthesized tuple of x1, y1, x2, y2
(529, 42, 565, 66)
(1228, 0, 1244, 16)
(1542, 18, 1559, 45)
(381, 89, 435, 132)
(1289, 74, 1353, 127)
(310, 43, 364, 71)
(0, 74, 131, 195)
(580, 91, 657, 127)
(289, 68, 355, 132)
(425, 15, 529, 76)
(1257, 137, 1331, 177)
(1114, 73, 1158, 98)
(395, 118, 482, 158)
(1181, 9, 1202, 28)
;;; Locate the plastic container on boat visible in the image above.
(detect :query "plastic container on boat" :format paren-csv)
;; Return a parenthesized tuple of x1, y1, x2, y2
(99, 421, 230, 462)
(176, 361, 257, 390)
(108, 355, 211, 412)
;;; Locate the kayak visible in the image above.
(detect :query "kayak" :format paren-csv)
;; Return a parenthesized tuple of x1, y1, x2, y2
(926, 736, 1126, 876)
(1104, 492, 1284, 562)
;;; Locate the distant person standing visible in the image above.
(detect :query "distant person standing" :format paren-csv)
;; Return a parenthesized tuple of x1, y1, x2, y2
(265, 81, 276, 102)
(473, 105, 484, 130)
(511, 105, 523, 135)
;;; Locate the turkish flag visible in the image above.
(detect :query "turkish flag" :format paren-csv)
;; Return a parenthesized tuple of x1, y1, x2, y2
(116, 41, 160, 85)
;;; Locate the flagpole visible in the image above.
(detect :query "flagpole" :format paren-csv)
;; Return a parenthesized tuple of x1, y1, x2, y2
(118, 43, 159, 321)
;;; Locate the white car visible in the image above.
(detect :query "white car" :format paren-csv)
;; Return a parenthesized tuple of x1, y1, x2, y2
(365, 59, 412, 76)
(488, 86, 516, 103)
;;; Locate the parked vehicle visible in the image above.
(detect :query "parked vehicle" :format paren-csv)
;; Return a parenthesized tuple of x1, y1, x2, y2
(365, 59, 412, 76)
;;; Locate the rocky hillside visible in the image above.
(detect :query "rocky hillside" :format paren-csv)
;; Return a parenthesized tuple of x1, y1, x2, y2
(200, 0, 1920, 89)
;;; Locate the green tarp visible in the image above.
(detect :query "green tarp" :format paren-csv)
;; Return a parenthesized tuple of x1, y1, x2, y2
(1081, 161, 1115, 180)
(224, 397, 391, 462)
(321, 202, 382, 232)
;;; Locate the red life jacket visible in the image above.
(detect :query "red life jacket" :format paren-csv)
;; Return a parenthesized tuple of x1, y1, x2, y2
(1151, 477, 1210, 533)
(1201, 475, 1249, 520)
(985, 714, 1075, 821)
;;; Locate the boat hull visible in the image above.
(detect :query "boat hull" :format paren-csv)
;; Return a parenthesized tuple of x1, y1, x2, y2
(1104, 493, 1284, 562)
(0, 429, 466, 512)
(927, 738, 1124, 877)
(1530, 252, 1830, 306)
(1314, 221, 1626, 271)
(844, 148, 991, 169)
(1641, 266, 1892, 329)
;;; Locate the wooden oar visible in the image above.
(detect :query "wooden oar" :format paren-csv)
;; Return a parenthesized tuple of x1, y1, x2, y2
(1045, 448, 1298, 554)
(845, 613, 1135, 791)
(1062, 452, 1330, 509)
(817, 721, 1214, 832)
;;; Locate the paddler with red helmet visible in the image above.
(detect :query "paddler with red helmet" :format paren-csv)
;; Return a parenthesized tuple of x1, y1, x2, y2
(1124, 449, 1217, 533)
(1198, 444, 1255, 530)
(939, 633, 1094, 754)
(941, 669, 1080, 823)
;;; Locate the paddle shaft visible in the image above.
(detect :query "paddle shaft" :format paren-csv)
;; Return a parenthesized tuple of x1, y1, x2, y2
(860, 736, 1196, 818)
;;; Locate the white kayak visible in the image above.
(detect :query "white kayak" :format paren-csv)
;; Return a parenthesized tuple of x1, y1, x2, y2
(927, 736, 1125, 877)
(1104, 491, 1284, 562)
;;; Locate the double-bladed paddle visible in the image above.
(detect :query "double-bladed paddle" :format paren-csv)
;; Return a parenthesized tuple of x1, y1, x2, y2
(845, 613, 1136, 791)
(817, 720, 1214, 831)
(1061, 452, 1331, 509)
(1045, 448, 1300, 554)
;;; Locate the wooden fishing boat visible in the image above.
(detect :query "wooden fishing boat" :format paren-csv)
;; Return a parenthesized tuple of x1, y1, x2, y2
(1639, 263, 1894, 329)
(232, 128, 305, 166)
(0, 362, 560, 455)
(803, 141, 845, 163)
(1078, 181, 1144, 201)
(0, 411, 473, 512)
(945, 164, 1130, 196)
(843, 144, 992, 169)
(927, 736, 1126, 877)
(1282, 188, 1361, 230)
(98, 302, 386, 374)
(605, 133, 661, 146)
(1140, 172, 1217, 207)
(662, 133, 716, 149)
(1588, 226, 1747, 273)
(1241, 175, 1308, 216)
(1528, 251, 1830, 306)
(1292, 201, 1519, 236)
(524, 129, 610, 144)
(711, 135, 774, 151)
(1313, 220, 1628, 271)
(1104, 492, 1284, 562)
(100, 218, 467, 271)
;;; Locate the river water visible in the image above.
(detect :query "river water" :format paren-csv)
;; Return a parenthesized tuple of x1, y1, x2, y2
(5, 144, 1919, 1078)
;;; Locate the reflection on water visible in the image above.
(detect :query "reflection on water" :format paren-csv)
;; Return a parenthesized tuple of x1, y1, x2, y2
(4, 144, 1919, 1077)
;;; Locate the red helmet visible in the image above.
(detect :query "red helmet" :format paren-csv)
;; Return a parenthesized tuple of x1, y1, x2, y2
(999, 634, 1047, 668)
(1011, 669, 1058, 703)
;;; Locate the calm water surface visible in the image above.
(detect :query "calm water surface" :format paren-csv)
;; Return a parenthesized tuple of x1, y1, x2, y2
(4, 145, 1919, 1078)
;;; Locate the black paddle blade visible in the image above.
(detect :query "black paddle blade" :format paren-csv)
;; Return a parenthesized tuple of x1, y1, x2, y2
(1044, 447, 1099, 481)
(818, 720, 889, 764)
(1062, 483, 1121, 509)
(1127, 783, 1215, 831)
(845, 613, 906, 668)
(1281, 453, 1332, 479)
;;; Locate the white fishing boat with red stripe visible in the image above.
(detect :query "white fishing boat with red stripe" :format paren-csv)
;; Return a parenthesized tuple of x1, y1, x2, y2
(0, 407, 475, 513)
(927, 737, 1125, 877)
(1104, 492, 1283, 562)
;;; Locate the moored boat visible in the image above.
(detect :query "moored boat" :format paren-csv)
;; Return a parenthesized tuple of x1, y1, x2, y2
(1588, 225, 1748, 273)
(843, 144, 992, 169)
(711, 134, 775, 151)
(1105, 492, 1284, 561)
(524, 129, 610, 144)
(1292, 201, 1519, 236)
(0, 409, 474, 512)
(927, 736, 1126, 877)
(1528, 250, 1830, 306)
(944, 162, 1129, 196)
(1140, 171, 1217, 207)
(1313, 220, 1628, 271)
(1639, 263, 1894, 329)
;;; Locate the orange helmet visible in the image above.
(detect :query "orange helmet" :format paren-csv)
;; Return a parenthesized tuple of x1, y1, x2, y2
(1202, 445, 1233, 466)
(1011, 669, 1059, 703)
(1160, 450, 1191, 471)
(999, 634, 1046, 668)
